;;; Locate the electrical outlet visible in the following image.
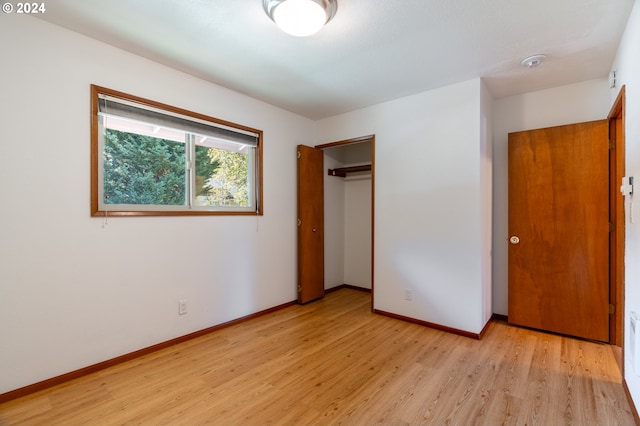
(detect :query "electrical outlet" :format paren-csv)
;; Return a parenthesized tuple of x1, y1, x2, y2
(404, 289, 412, 301)
(178, 299, 188, 315)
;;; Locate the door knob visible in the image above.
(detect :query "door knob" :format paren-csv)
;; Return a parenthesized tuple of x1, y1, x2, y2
(510, 236, 520, 244)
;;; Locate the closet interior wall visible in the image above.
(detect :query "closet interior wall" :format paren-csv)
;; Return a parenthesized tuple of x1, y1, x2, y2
(323, 142, 372, 291)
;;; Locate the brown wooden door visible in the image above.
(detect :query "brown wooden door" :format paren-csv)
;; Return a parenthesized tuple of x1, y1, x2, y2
(508, 120, 609, 342)
(297, 145, 324, 303)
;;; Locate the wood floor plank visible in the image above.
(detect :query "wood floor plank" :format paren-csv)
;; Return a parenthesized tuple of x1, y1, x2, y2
(0, 289, 634, 425)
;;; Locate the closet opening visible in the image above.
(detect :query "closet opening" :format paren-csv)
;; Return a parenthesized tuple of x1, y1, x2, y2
(317, 135, 375, 310)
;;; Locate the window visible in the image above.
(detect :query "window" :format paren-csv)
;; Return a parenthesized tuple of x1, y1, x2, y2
(91, 85, 263, 216)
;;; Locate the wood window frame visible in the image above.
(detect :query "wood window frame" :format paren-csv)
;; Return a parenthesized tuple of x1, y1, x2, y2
(90, 84, 264, 217)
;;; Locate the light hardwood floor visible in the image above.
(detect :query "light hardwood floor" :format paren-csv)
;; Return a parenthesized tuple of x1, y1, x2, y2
(0, 288, 635, 425)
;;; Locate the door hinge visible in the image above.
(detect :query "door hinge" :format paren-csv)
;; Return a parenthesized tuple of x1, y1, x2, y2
(297, 150, 301, 159)
(297, 218, 301, 226)
(609, 304, 616, 314)
(610, 222, 615, 232)
(297, 285, 302, 293)
(609, 139, 616, 150)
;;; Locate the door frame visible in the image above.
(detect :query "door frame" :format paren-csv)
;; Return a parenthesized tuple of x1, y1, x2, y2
(316, 135, 375, 311)
(609, 86, 626, 352)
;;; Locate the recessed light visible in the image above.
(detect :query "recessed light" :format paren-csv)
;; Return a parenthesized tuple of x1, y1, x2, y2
(521, 54, 547, 68)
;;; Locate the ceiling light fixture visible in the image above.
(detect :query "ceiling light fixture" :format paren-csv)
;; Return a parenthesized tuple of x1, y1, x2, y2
(520, 54, 547, 68)
(263, 0, 338, 37)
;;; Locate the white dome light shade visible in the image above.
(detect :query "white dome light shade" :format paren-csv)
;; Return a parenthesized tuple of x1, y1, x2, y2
(264, 0, 337, 37)
(274, 0, 325, 36)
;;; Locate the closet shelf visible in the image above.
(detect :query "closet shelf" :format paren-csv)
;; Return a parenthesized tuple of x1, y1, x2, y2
(328, 164, 372, 177)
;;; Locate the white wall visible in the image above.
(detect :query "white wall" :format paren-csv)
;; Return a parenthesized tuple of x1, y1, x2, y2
(323, 148, 346, 290)
(0, 16, 313, 395)
(316, 79, 491, 334)
(491, 78, 611, 316)
(480, 80, 494, 325)
(344, 176, 372, 289)
(343, 143, 373, 289)
(610, 0, 640, 410)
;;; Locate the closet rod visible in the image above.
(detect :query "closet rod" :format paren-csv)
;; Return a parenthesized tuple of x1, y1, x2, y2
(328, 164, 371, 177)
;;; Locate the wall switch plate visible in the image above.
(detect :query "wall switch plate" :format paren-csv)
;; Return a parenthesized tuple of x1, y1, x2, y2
(178, 300, 187, 315)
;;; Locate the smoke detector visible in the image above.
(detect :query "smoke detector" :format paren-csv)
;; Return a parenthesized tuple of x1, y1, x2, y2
(521, 54, 547, 68)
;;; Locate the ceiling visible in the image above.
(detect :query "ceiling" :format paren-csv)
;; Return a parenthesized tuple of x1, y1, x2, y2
(37, 0, 635, 120)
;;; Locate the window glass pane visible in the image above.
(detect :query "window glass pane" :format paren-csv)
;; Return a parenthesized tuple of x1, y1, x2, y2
(92, 86, 262, 216)
(103, 127, 186, 205)
(194, 137, 251, 208)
